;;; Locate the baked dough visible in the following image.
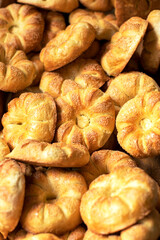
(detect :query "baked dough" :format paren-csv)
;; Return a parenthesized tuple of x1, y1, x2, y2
(80, 149, 136, 186)
(2, 92, 57, 149)
(40, 58, 109, 98)
(0, 44, 36, 92)
(8, 229, 62, 240)
(116, 91, 160, 158)
(0, 138, 10, 160)
(42, 11, 66, 47)
(27, 53, 44, 86)
(80, 167, 159, 235)
(20, 168, 87, 235)
(79, 0, 113, 12)
(69, 9, 118, 40)
(107, 72, 159, 113)
(40, 22, 96, 71)
(56, 87, 115, 152)
(141, 10, 160, 74)
(0, 159, 25, 238)
(83, 209, 160, 240)
(6, 139, 90, 168)
(101, 17, 148, 76)
(61, 226, 85, 240)
(0, 3, 44, 53)
(17, 0, 79, 13)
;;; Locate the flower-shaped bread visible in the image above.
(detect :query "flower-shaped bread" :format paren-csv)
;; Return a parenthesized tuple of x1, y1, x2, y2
(80, 167, 159, 235)
(101, 17, 148, 76)
(56, 87, 115, 152)
(141, 10, 160, 74)
(40, 58, 109, 98)
(107, 72, 159, 113)
(0, 3, 44, 53)
(80, 149, 137, 186)
(17, 0, 79, 13)
(2, 92, 57, 149)
(0, 44, 36, 92)
(116, 91, 160, 158)
(69, 9, 118, 40)
(40, 22, 96, 71)
(20, 168, 87, 235)
(0, 159, 25, 238)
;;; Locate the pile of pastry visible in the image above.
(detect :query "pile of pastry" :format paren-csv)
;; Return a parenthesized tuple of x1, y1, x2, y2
(0, 0, 160, 239)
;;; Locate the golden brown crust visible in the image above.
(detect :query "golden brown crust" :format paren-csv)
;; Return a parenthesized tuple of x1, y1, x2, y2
(116, 91, 160, 158)
(114, 0, 160, 26)
(80, 150, 137, 186)
(121, 209, 160, 240)
(83, 209, 160, 240)
(42, 11, 66, 47)
(2, 92, 57, 149)
(61, 226, 86, 240)
(0, 3, 44, 53)
(141, 10, 160, 74)
(8, 229, 61, 240)
(69, 9, 118, 40)
(56, 87, 115, 152)
(107, 72, 159, 113)
(79, 0, 113, 12)
(84, 230, 120, 240)
(0, 44, 36, 92)
(40, 58, 109, 98)
(0, 138, 10, 160)
(101, 17, 148, 76)
(20, 168, 87, 235)
(0, 159, 25, 238)
(27, 53, 44, 86)
(6, 139, 90, 168)
(40, 22, 96, 71)
(17, 0, 79, 13)
(80, 167, 159, 235)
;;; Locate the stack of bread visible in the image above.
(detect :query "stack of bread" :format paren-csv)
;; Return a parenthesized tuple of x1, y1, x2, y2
(0, 0, 160, 239)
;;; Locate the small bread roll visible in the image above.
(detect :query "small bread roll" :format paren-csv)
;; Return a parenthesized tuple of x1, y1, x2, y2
(0, 44, 36, 92)
(141, 10, 160, 74)
(80, 167, 159, 235)
(0, 159, 25, 238)
(40, 58, 109, 98)
(40, 22, 96, 71)
(69, 9, 118, 40)
(107, 72, 159, 113)
(56, 87, 115, 152)
(0, 4, 44, 53)
(20, 169, 87, 235)
(80, 149, 136, 186)
(17, 0, 79, 13)
(116, 91, 160, 158)
(101, 17, 148, 76)
(6, 140, 90, 168)
(2, 92, 57, 149)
